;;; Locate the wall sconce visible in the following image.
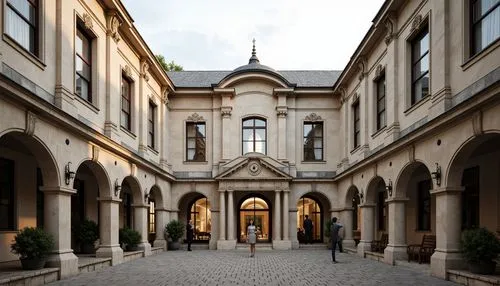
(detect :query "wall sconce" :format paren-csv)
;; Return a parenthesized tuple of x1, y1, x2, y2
(144, 191, 150, 203)
(358, 190, 364, 203)
(385, 179, 393, 197)
(114, 179, 121, 196)
(64, 162, 76, 185)
(431, 163, 441, 187)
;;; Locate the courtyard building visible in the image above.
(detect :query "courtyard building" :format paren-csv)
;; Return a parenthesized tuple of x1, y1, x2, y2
(0, 0, 499, 283)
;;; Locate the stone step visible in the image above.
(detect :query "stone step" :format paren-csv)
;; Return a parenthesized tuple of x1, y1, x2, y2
(236, 243, 273, 250)
(298, 243, 328, 250)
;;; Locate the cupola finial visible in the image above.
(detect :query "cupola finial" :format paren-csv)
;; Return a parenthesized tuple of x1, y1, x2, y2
(249, 38, 260, 64)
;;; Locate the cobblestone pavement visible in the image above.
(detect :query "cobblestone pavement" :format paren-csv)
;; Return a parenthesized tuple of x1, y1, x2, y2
(49, 250, 457, 286)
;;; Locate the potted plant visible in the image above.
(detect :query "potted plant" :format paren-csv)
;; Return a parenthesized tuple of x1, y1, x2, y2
(73, 219, 99, 254)
(461, 227, 500, 274)
(165, 220, 184, 250)
(324, 218, 332, 249)
(119, 227, 142, 251)
(11, 227, 55, 270)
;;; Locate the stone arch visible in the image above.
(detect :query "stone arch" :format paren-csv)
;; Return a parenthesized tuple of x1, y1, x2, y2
(74, 159, 111, 198)
(344, 185, 360, 207)
(296, 192, 329, 243)
(394, 161, 433, 198)
(149, 184, 163, 207)
(0, 130, 59, 187)
(365, 176, 387, 204)
(121, 175, 143, 204)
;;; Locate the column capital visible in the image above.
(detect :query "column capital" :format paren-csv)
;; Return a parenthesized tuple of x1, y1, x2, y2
(430, 186, 465, 196)
(218, 189, 227, 193)
(386, 197, 410, 203)
(227, 189, 234, 193)
(282, 189, 290, 193)
(289, 208, 298, 212)
(40, 186, 76, 196)
(274, 189, 282, 193)
(154, 207, 170, 212)
(359, 203, 376, 208)
(97, 196, 122, 203)
(131, 204, 149, 209)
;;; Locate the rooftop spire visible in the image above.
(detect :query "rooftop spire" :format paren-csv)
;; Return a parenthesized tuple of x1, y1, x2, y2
(248, 38, 260, 64)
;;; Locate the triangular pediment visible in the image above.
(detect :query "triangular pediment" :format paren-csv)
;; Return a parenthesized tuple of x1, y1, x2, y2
(215, 154, 292, 180)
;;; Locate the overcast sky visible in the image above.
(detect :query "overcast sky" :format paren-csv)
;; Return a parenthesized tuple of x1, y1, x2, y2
(121, 0, 385, 71)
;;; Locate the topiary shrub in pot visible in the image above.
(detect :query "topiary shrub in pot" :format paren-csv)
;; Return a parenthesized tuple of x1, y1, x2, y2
(11, 227, 55, 270)
(73, 219, 99, 254)
(119, 227, 142, 251)
(461, 227, 500, 275)
(165, 220, 184, 250)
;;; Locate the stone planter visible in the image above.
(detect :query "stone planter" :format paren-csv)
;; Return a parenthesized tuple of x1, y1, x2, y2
(20, 257, 46, 270)
(81, 242, 96, 254)
(126, 245, 139, 252)
(468, 260, 497, 275)
(168, 241, 181, 250)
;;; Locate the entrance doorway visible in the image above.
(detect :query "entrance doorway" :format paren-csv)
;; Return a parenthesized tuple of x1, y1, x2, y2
(238, 196, 271, 243)
(297, 197, 322, 243)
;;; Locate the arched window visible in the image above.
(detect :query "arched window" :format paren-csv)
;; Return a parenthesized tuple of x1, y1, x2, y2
(189, 197, 211, 241)
(242, 117, 266, 155)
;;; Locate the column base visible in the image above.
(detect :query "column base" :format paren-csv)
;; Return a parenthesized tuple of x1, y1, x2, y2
(96, 245, 124, 265)
(357, 240, 372, 257)
(217, 240, 236, 250)
(291, 240, 300, 250)
(138, 242, 152, 256)
(384, 244, 407, 265)
(46, 250, 79, 278)
(343, 239, 356, 249)
(153, 239, 167, 250)
(209, 238, 217, 250)
(431, 250, 466, 279)
(273, 240, 292, 250)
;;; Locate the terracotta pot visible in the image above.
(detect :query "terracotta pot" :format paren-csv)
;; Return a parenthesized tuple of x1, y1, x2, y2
(20, 257, 46, 270)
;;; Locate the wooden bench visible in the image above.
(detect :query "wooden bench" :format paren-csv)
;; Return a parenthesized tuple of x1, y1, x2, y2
(371, 233, 388, 253)
(407, 234, 436, 264)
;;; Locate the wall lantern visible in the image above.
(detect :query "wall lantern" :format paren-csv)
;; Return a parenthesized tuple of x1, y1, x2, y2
(114, 179, 121, 196)
(385, 179, 393, 197)
(358, 190, 364, 203)
(431, 163, 441, 187)
(144, 190, 150, 203)
(64, 162, 76, 185)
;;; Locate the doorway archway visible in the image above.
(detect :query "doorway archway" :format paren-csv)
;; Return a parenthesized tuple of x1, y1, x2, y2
(297, 196, 323, 243)
(238, 195, 271, 243)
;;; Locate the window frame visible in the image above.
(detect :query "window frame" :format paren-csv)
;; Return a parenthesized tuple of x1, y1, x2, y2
(147, 101, 156, 149)
(5, 0, 39, 56)
(242, 117, 267, 155)
(303, 121, 324, 161)
(75, 20, 93, 103)
(375, 74, 386, 131)
(470, 0, 500, 56)
(186, 122, 206, 162)
(352, 101, 360, 149)
(410, 24, 430, 106)
(120, 74, 133, 131)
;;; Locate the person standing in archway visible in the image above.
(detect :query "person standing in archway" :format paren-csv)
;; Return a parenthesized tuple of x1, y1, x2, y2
(186, 219, 194, 251)
(330, 217, 343, 263)
(247, 219, 257, 257)
(303, 215, 314, 244)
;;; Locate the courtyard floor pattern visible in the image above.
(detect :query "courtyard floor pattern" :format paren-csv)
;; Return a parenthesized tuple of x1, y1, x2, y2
(48, 250, 457, 286)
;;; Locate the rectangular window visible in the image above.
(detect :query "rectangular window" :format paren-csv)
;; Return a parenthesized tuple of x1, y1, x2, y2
(148, 200, 155, 234)
(186, 122, 206, 161)
(121, 75, 132, 131)
(471, 0, 500, 55)
(0, 158, 15, 230)
(411, 26, 430, 105)
(376, 75, 386, 130)
(75, 24, 92, 102)
(303, 122, 323, 161)
(353, 102, 360, 149)
(417, 179, 432, 231)
(5, 0, 38, 54)
(148, 102, 156, 149)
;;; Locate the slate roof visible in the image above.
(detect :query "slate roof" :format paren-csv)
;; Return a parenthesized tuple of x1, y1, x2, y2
(166, 70, 342, 88)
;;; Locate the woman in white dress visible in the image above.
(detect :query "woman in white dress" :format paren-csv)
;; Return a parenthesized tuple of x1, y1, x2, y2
(246, 219, 257, 257)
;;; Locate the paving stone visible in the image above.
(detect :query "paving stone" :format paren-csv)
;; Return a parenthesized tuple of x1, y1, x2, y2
(48, 250, 458, 286)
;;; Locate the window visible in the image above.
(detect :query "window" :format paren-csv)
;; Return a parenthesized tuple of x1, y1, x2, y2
(303, 122, 323, 161)
(121, 75, 132, 131)
(186, 122, 206, 161)
(5, 0, 38, 54)
(75, 23, 92, 102)
(376, 75, 386, 130)
(148, 102, 156, 149)
(0, 158, 15, 230)
(242, 118, 266, 154)
(353, 102, 360, 149)
(471, 0, 500, 55)
(417, 180, 432, 231)
(148, 200, 155, 234)
(411, 26, 430, 105)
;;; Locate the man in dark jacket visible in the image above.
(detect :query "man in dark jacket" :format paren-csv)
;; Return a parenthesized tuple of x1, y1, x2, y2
(186, 219, 194, 251)
(303, 215, 313, 244)
(330, 217, 343, 263)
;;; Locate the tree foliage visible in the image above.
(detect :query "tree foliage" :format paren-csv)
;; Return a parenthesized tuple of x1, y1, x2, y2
(156, 54, 183, 72)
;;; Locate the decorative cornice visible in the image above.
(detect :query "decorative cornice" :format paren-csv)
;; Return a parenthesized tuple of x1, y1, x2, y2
(82, 13, 93, 30)
(123, 65, 133, 79)
(187, 113, 205, 122)
(356, 56, 367, 80)
(92, 145, 100, 162)
(221, 106, 232, 118)
(276, 106, 288, 118)
(384, 13, 396, 45)
(375, 64, 385, 80)
(25, 111, 36, 136)
(304, 113, 322, 122)
(106, 12, 121, 43)
(411, 14, 423, 33)
(472, 111, 483, 136)
(141, 60, 150, 82)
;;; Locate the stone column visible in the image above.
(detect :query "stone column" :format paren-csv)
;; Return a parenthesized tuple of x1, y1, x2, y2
(96, 196, 124, 265)
(277, 107, 287, 160)
(160, 93, 170, 170)
(290, 208, 299, 249)
(273, 190, 282, 244)
(219, 190, 226, 240)
(133, 204, 152, 256)
(357, 203, 376, 257)
(340, 207, 355, 249)
(221, 100, 232, 160)
(154, 208, 168, 250)
(384, 14, 400, 141)
(384, 197, 409, 265)
(227, 190, 235, 241)
(40, 186, 79, 278)
(282, 190, 289, 240)
(430, 187, 465, 279)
